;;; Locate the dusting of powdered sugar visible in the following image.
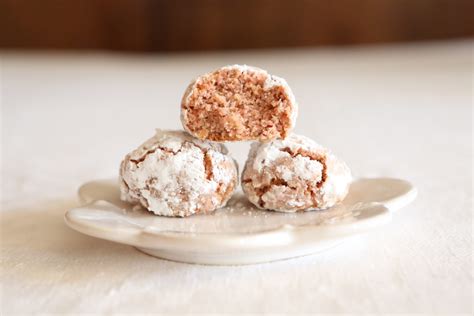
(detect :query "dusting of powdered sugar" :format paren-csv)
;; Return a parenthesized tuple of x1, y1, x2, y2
(120, 130, 237, 217)
(246, 134, 326, 174)
(315, 152, 352, 209)
(242, 133, 352, 212)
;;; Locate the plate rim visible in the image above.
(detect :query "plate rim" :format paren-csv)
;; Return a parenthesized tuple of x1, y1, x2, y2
(66, 180, 395, 251)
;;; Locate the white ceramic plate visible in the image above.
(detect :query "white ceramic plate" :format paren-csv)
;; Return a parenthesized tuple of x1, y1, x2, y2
(65, 178, 416, 265)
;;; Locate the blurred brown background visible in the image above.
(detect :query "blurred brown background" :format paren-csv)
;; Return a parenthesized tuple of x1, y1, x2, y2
(1, 0, 473, 52)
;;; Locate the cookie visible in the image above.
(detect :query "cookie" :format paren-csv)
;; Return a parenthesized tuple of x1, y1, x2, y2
(181, 65, 298, 142)
(241, 134, 351, 212)
(120, 130, 238, 217)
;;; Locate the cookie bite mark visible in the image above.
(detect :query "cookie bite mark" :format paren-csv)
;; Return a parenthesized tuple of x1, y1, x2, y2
(181, 65, 298, 141)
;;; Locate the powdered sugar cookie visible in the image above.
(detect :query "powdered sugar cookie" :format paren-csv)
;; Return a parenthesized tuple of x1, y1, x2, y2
(181, 65, 298, 141)
(241, 134, 351, 212)
(120, 130, 238, 217)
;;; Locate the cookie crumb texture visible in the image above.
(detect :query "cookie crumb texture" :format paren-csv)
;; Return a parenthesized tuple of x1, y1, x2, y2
(241, 134, 352, 212)
(181, 65, 297, 141)
(120, 130, 238, 217)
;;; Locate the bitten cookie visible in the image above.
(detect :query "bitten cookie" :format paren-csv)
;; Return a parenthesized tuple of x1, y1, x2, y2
(241, 134, 351, 212)
(120, 130, 238, 217)
(181, 65, 298, 142)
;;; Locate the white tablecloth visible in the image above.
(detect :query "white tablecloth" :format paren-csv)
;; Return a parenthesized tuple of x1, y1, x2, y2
(1, 41, 472, 314)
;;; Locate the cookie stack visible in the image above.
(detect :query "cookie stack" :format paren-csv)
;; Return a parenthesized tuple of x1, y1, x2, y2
(120, 65, 351, 217)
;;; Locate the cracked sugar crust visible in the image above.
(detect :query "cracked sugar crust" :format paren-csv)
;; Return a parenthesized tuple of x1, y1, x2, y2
(119, 130, 238, 217)
(241, 134, 352, 212)
(181, 65, 298, 142)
